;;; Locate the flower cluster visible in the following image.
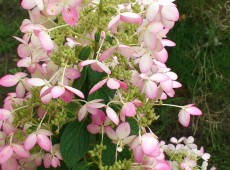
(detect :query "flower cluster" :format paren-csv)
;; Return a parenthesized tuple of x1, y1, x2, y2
(0, 0, 213, 169)
(161, 136, 216, 170)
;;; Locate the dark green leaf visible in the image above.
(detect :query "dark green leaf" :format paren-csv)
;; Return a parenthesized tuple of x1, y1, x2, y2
(102, 137, 131, 166)
(73, 66, 89, 95)
(79, 46, 91, 60)
(126, 118, 139, 135)
(72, 161, 90, 170)
(105, 35, 113, 45)
(94, 32, 100, 42)
(60, 120, 92, 168)
(87, 67, 106, 87)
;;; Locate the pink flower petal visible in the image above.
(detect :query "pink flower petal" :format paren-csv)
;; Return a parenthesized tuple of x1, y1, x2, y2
(17, 57, 32, 67)
(12, 144, 30, 158)
(156, 48, 168, 63)
(21, 0, 36, 9)
(139, 53, 153, 73)
(87, 124, 101, 134)
(106, 106, 119, 125)
(97, 62, 111, 74)
(47, 0, 63, 16)
(51, 86, 65, 98)
(116, 122, 130, 140)
(120, 12, 142, 25)
(39, 31, 54, 51)
(16, 82, 26, 98)
(99, 47, 116, 62)
(141, 133, 158, 155)
(79, 60, 96, 67)
(160, 80, 173, 93)
(1, 157, 19, 170)
(64, 86, 84, 98)
(108, 15, 121, 33)
(17, 44, 30, 58)
(133, 146, 144, 163)
(0, 109, 11, 121)
(27, 78, 46, 86)
(91, 110, 106, 125)
(43, 153, 52, 168)
(121, 102, 136, 117)
(37, 134, 52, 152)
(161, 6, 179, 21)
(150, 73, 169, 82)
(24, 133, 37, 151)
(178, 109, 190, 127)
(0, 75, 19, 87)
(89, 79, 108, 95)
(62, 7, 78, 26)
(65, 68, 81, 80)
(143, 80, 158, 99)
(78, 105, 87, 121)
(0, 146, 13, 164)
(105, 126, 118, 141)
(146, 4, 159, 22)
(186, 106, 202, 116)
(35, 0, 44, 10)
(107, 78, 120, 89)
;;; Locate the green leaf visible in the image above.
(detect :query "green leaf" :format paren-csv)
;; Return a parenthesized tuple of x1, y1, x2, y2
(105, 35, 113, 45)
(87, 67, 106, 87)
(60, 120, 92, 168)
(73, 66, 89, 95)
(126, 118, 139, 135)
(87, 86, 115, 104)
(94, 32, 100, 42)
(102, 137, 131, 166)
(79, 46, 91, 60)
(72, 161, 90, 170)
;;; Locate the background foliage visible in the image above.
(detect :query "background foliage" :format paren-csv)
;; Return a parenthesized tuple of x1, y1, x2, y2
(0, 0, 229, 169)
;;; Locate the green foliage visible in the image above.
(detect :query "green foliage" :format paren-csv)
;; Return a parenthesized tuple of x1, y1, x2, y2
(60, 120, 92, 168)
(102, 137, 131, 166)
(79, 46, 91, 60)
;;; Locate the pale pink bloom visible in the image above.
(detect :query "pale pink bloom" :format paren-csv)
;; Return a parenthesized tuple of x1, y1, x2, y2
(0, 73, 30, 98)
(178, 104, 202, 127)
(79, 60, 111, 74)
(1, 157, 19, 170)
(120, 102, 137, 122)
(0, 144, 30, 164)
(43, 144, 63, 168)
(105, 106, 119, 125)
(99, 45, 137, 62)
(39, 31, 54, 51)
(143, 157, 170, 170)
(47, 0, 81, 26)
(130, 134, 162, 164)
(180, 157, 197, 170)
(65, 37, 81, 48)
(89, 78, 127, 95)
(51, 83, 84, 99)
(0, 109, 11, 121)
(108, 12, 142, 33)
(87, 110, 108, 134)
(24, 129, 52, 151)
(0, 120, 15, 135)
(78, 99, 106, 121)
(21, 0, 45, 10)
(105, 122, 136, 152)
